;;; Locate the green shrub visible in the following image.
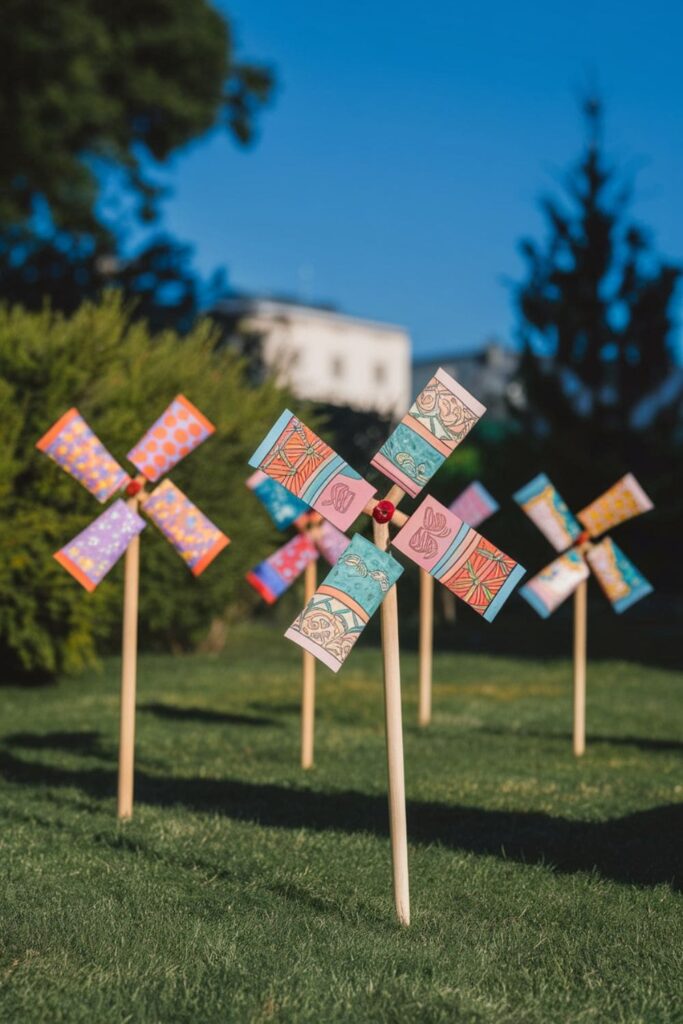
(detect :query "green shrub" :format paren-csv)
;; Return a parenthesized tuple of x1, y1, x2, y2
(0, 294, 293, 679)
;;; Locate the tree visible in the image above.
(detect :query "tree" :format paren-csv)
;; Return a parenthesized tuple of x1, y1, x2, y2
(0, 294, 296, 680)
(0, 1, 272, 324)
(513, 97, 681, 469)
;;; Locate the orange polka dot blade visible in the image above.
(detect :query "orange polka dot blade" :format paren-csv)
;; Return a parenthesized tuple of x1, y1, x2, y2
(127, 395, 215, 482)
(142, 479, 229, 576)
(36, 408, 129, 502)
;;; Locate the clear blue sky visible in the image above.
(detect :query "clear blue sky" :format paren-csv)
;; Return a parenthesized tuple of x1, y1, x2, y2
(152, 0, 682, 358)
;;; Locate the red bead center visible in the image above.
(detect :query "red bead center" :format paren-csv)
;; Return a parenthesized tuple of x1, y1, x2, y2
(372, 499, 395, 524)
(125, 479, 143, 497)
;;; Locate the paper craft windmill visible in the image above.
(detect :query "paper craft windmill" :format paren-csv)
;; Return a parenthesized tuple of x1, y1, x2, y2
(36, 396, 230, 818)
(245, 470, 350, 767)
(514, 472, 653, 756)
(248, 369, 525, 925)
(417, 481, 500, 727)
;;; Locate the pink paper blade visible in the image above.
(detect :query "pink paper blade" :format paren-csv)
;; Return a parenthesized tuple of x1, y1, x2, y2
(371, 369, 486, 497)
(128, 395, 215, 483)
(36, 409, 129, 503)
(392, 495, 525, 622)
(577, 474, 654, 538)
(54, 500, 145, 591)
(248, 410, 375, 532)
(246, 534, 318, 605)
(142, 479, 229, 575)
(315, 520, 351, 566)
(448, 481, 499, 529)
(518, 551, 590, 618)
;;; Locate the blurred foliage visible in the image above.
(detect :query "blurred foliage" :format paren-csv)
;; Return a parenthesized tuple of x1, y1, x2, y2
(0, 0, 273, 239)
(0, 293, 296, 680)
(0, 0, 272, 328)
(509, 96, 682, 595)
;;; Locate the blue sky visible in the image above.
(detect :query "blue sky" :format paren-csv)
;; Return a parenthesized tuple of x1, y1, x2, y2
(151, 1, 682, 358)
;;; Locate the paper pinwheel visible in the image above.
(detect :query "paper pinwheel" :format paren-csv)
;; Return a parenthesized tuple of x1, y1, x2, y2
(417, 481, 500, 727)
(514, 472, 653, 754)
(245, 470, 350, 767)
(36, 396, 230, 817)
(248, 369, 526, 925)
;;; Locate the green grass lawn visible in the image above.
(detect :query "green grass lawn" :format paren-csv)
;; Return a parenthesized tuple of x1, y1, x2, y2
(1, 623, 681, 1023)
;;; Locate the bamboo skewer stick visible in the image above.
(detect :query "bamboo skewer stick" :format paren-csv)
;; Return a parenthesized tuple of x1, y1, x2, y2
(300, 557, 317, 770)
(117, 490, 141, 820)
(418, 569, 434, 727)
(372, 485, 410, 927)
(573, 578, 587, 757)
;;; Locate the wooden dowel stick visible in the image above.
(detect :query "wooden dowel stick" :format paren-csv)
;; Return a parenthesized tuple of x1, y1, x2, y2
(300, 558, 317, 770)
(373, 516, 410, 927)
(117, 493, 141, 820)
(573, 579, 587, 757)
(418, 569, 433, 727)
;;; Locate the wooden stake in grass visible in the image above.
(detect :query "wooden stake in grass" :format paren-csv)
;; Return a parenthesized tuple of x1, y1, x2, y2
(36, 397, 230, 819)
(300, 557, 317, 770)
(514, 473, 655, 756)
(417, 482, 500, 728)
(249, 370, 526, 924)
(245, 476, 352, 769)
(572, 578, 587, 758)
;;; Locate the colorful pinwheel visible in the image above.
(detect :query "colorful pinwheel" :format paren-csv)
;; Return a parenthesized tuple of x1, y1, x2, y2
(36, 396, 230, 818)
(248, 369, 526, 925)
(514, 473, 653, 755)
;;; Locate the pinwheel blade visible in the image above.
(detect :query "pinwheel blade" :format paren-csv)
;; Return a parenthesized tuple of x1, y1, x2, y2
(54, 500, 145, 591)
(448, 480, 499, 528)
(371, 368, 485, 498)
(142, 480, 229, 576)
(586, 537, 653, 613)
(249, 410, 375, 532)
(246, 469, 310, 530)
(285, 533, 403, 673)
(246, 534, 318, 605)
(315, 519, 351, 566)
(36, 409, 129, 503)
(518, 550, 589, 618)
(577, 474, 654, 538)
(392, 495, 524, 622)
(127, 395, 215, 483)
(513, 473, 581, 552)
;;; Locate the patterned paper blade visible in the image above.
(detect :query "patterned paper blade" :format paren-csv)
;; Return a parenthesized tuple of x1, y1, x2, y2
(448, 481, 499, 528)
(371, 369, 486, 498)
(127, 395, 215, 483)
(513, 473, 581, 552)
(577, 474, 654, 538)
(518, 551, 590, 619)
(246, 534, 318, 605)
(586, 537, 653, 614)
(392, 495, 525, 622)
(142, 479, 229, 576)
(285, 533, 403, 673)
(315, 519, 351, 566)
(36, 409, 129, 503)
(246, 469, 310, 530)
(54, 500, 145, 591)
(249, 410, 375, 532)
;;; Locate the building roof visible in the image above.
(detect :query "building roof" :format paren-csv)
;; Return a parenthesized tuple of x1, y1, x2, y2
(212, 295, 407, 336)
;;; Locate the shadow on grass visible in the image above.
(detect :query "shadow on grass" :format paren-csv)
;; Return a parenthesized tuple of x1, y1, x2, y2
(139, 703, 279, 727)
(1, 736, 680, 892)
(477, 727, 683, 754)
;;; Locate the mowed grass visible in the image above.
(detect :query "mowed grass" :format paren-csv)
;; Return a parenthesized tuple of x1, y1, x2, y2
(1, 623, 682, 1023)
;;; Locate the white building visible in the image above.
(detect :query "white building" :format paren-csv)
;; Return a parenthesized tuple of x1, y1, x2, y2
(212, 297, 411, 418)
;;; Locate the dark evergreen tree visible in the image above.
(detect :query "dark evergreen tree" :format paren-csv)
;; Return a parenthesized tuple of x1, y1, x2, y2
(514, 97, 681, 472)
